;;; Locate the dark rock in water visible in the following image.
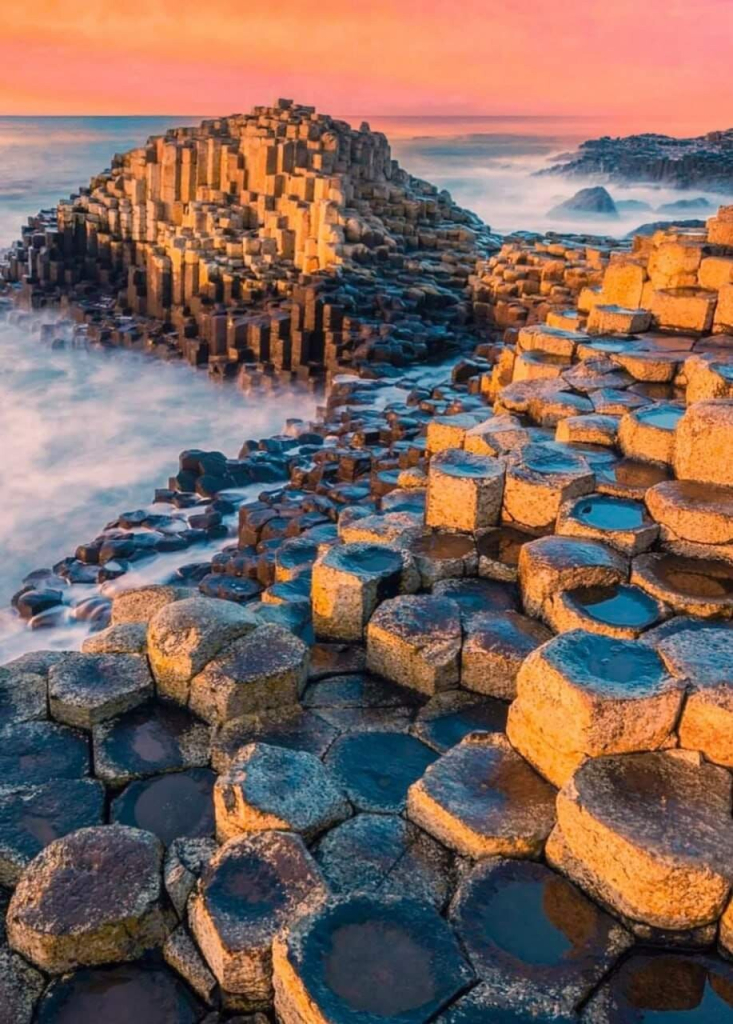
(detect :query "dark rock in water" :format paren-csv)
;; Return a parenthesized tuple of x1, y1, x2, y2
(13, 588, 64, 620)
(625, 218, 706, 238)
(36, 963, 204, 1023)
(548, 187, 619, 221)
(657, 196, 712, 213)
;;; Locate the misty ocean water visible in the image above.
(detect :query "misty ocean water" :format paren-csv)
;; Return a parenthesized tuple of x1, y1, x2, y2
(0, 112, 730, 656)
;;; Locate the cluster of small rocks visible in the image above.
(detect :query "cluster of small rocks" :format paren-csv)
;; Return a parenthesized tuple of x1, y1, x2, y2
(0, 99, 499, 383)
(4, 117, 733, 1023)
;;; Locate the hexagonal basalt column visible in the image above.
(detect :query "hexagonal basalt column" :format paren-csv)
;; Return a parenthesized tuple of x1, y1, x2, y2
(92, 702, 211, 786)
(48, 652, 153, 729)
(111, 768, 216, 846)
(659, 627, 733, 768)
(0, 665, 46, 724)
(315, 813, 454, 909)
(507, 630, 684, 787)
(547, 751, 733, 935)
(646, 479, 733, 561)
(214, 742, 350, 842)
(413, 690, 508, 753)
(0, 947, 44, 1024)
(461, 610, 552, 700)
(503, 444, 595, 533)
(212, 705, 338, 771)
(0, 720, 89, 788)
(110, 584, 191, 625)
(366, 594, 462, 695)
(556, 493, 659, 556)
(311, 542, 408, 641)
(189, 831, 326, 1009)
(450, 858, 632, 1014)
(673, 399, 733, 487)
(0, 778, 105, 886)
(426, 449, 505, 534)
(147, 596, 258, 705)
(188, 624, 309, 725)
(7, 825, 171, 973)
(407, 734, 556, 859)
(518, 535, 628, 621)
(618, 403, 685, 467)
(272, 894, 474, 1024)
(324, 731, 438, 814)
(409, 532, 478, 588)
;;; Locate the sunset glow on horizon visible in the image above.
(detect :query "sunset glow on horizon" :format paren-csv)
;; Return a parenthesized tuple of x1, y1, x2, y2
(1, 0, 732, 130)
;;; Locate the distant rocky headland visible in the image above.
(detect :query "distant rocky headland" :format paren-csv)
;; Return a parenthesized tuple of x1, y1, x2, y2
(541, 128, 733, 192)
(4, 101, 733, 1022)
(0, 99, 500, 383)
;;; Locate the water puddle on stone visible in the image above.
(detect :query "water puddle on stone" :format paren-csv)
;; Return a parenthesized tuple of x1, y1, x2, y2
(456, 864, 612, 969)
(325, 732, 438, 812)
(637, 405, 684, 430)
(476, 528, 528, 567)
(37, 964, 203, 1023)
(568, 584, 661, 629)
(111, 768, 215, 845)
(421, 701, 508, 751)
(574, 495, 646, 530)
(610, 954, 733, 1021)
(655, 557, 733, 599)
(412, 533, 475, 561)
(598, 459, 670, 490)
(524, 446, 584, 475)
(333, 544, 403, 576)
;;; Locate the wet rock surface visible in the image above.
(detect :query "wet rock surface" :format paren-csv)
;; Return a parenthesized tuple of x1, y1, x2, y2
(272, 894, 474, 1024)
(450, 858, 632, 1012)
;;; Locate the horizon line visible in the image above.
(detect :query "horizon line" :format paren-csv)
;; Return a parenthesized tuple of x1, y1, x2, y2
(0, 111, 690, 121)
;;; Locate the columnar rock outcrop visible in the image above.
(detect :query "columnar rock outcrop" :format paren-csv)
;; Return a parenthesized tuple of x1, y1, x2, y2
(5, 110, 733, 1023)
(0, 99, 499, 380)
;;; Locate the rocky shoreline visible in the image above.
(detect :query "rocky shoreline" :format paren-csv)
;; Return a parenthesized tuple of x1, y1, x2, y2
(541, 128, 733, 193)
(2, 102, 733, 1022)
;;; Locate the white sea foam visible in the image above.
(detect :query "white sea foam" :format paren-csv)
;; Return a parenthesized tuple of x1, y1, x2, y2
(0, 322, 316, 658)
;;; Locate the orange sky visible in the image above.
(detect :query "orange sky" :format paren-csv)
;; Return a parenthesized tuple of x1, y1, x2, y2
(1, 0, 731, 125)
